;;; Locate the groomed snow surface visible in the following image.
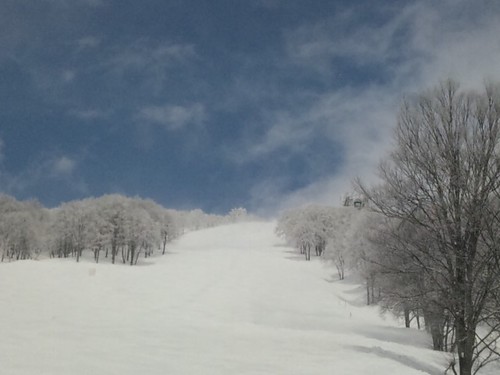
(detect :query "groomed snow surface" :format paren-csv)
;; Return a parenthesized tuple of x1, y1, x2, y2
(1, 222, 450, 374)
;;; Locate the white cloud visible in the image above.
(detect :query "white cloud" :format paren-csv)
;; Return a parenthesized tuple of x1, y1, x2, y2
(102, 40, 197, 94)
(52, 156, 76, 176)
(139, 103, 206, 130)
(407, 2, 500, 90)
(106, 40, 195, 75)
(61, 69, 76, 83)
(77, 36, 100, 50)
(0, 153, 88, 199)
(81, 0, 105, 7)
(242, 112, 313, 160)
(246, 86, 397, 216)
(69, 108, 110, 120)
(253, 0, 282, 9)
(240, 86, 396, 162)
(245, 0, 500, 215)
(284, 5, 416, 77)
(285, 1, 500, 88)
(41, 0, 105, 7)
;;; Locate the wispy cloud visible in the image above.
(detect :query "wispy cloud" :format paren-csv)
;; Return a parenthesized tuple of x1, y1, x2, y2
(245, 85, 397, 215)
(92, 39, 198, 96)
(243, 0, 500, 215)
(253, 0, 283, 9)
(2, 0, 499, 214)
(105, 40, 195, 78)
(138, 103, 206, 131)
(285, 8, 403, 73)
(285, 1, 500, 88)
(41, 0, 106, 7)
(405, 1, 500, 90)
(76, 36, 101, 50)
(0, 153, 88, 200)
(241, 111, 315, 160)
(240, 88, 393, 159)
(61, 69, 76, 83)
(69, 108, 111, 120)
(51, 156, 77, 176)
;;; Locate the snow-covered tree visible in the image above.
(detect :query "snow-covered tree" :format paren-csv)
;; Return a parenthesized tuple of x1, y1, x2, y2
(51, 200, 96, 262)
(0, 192, 227, 266)
(0, 196, 46, 261)
(357, 80, 500, 375)
(322, 207, 364, 280)
(276, 205, 334, 261)
(226, 207, 249, 223)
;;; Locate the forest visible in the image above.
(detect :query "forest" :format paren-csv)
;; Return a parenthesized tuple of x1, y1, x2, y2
(0, 193, 250, 265)
(276, 81, 500, 375)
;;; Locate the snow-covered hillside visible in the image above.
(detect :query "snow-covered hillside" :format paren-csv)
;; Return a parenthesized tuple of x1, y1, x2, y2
(1, 222, 448, 374)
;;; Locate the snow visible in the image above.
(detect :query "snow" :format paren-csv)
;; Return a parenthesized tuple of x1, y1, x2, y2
(0, 221, 449, 374)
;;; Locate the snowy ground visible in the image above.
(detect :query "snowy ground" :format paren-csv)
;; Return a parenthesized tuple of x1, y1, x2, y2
(1, 222, 453, 374)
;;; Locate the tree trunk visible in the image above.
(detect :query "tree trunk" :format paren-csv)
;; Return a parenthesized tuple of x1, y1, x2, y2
(454, 249, 477, 375)
(365, 275, 375, 305)
(130, 243, 136, 266)
(76, 246, 83, 263)
(404, 306, 411, 328)
(424, 306, 445, 351)
(366, 280, 370, 305)
(111, 243, 116, 264)
(305, 245, 311, 261)
(455, 300, 475, 375)
(456, 319, 474, 375)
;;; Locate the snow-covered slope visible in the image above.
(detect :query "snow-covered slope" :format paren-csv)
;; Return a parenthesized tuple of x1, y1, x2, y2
(0, 221, 448, 374)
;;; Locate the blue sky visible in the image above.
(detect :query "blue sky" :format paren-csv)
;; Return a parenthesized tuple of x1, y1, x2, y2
(1, 0, 500, 215)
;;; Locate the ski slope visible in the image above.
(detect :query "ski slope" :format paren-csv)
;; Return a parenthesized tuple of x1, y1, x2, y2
(0, 221, 448, 374)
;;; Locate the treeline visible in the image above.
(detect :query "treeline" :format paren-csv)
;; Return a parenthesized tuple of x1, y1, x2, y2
(0, 194, 251, 265)
(278, 81, 500, 375)
(276, 205, 380, 300)
(276, 204, 416, 318)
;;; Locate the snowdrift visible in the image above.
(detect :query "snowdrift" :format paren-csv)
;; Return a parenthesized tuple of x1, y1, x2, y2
(0, 221, 450, 374)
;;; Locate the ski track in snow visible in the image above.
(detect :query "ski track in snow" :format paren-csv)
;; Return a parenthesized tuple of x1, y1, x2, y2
(1, 222, 450, 374)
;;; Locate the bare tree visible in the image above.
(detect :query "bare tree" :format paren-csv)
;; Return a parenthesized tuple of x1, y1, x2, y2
(358, 80, 500, 375)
